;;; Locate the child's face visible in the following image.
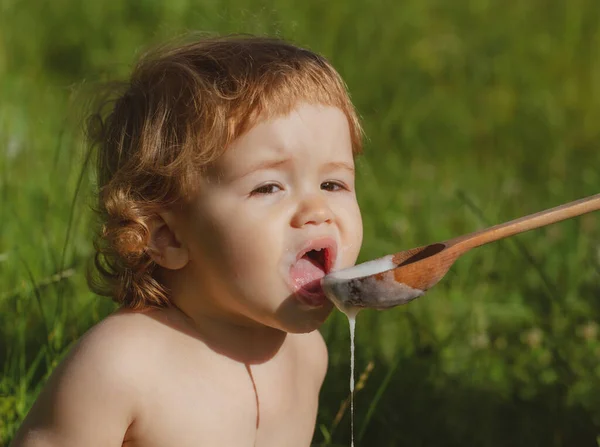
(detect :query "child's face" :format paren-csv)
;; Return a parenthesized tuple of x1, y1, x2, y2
(171, 102, 362, 333)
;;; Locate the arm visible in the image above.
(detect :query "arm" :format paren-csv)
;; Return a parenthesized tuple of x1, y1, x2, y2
(11, 323, 139, 446)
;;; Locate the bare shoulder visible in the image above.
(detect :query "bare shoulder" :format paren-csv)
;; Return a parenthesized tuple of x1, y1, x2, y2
(59, 307, 174, 382)
(80, 306, 176, 358)
(11, 307, 173, 446)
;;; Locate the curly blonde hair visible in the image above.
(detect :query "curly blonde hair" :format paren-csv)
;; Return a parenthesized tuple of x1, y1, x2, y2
(87, 34, 363, 310)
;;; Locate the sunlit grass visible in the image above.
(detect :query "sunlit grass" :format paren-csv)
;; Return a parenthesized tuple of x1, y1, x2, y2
(1, 0, 600, 445)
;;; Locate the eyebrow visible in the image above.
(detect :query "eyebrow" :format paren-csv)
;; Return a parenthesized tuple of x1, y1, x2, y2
(233, 158, 355, 181)
(236, 157, 292, 179)
(323, 161, 355, 174)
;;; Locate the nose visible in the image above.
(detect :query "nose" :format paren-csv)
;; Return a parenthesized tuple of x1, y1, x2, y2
(291, 194, 334, 228)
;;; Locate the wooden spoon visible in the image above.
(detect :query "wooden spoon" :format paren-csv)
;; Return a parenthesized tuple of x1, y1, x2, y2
(322, 193, 600, 311)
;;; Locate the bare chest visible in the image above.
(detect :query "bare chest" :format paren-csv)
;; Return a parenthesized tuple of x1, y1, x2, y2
(124, 358, 319, 447)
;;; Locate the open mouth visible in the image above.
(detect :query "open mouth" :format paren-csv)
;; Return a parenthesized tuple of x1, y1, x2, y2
(289, 238, 337, 306)
(304, 248, 329, 271)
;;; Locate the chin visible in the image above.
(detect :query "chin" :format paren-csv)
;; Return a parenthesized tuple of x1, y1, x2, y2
(274, 298, 334, 334)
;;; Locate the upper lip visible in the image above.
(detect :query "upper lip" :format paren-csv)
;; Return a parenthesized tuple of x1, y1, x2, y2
(295, 236, 337, 274)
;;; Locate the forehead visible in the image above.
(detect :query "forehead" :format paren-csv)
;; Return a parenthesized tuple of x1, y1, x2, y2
(220, 103, 354, 169)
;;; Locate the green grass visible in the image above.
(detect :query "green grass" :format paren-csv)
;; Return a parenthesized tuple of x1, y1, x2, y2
(1, 0, 600, 445)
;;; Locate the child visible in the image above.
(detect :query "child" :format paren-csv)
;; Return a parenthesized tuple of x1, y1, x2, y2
(12, 35, 364, 446)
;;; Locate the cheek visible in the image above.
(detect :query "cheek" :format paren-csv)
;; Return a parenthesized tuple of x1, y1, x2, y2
(184, 189, 288, 287)
(217, 206, 285, 277)
(346, 213, 363, 264)
(336, 200, 363, 267)
(183, 200, 253, 269)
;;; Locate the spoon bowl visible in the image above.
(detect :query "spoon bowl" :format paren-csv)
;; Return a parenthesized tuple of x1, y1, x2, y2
(322, 193, 600, 311)
(322, 242, 456, 310)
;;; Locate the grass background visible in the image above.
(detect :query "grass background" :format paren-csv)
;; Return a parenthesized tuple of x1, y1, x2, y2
(1, 0, 600, 445)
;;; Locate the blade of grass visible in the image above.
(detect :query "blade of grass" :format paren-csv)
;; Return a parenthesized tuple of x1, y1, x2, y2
(357, 352, 401, 442)
(16, 251, 54, 357)
(55, 143, 93, 323)
(0, 268, 76, 303)
(21, 345, 47, 396)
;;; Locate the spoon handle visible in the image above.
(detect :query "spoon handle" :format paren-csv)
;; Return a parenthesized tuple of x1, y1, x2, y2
(450, 193, 600, 253)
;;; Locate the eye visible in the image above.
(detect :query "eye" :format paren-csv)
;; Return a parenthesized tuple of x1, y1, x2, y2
(321, 181, 347, 192)
(250, 183, 283, 196)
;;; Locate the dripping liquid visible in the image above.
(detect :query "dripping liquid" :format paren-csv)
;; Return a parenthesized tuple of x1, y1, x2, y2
(344, 308, 359, 447)
(349, 315, 355, 447)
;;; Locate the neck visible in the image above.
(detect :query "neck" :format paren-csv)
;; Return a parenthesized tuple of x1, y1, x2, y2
(169, 304, 287, 364)
(162, 266, 287, 365)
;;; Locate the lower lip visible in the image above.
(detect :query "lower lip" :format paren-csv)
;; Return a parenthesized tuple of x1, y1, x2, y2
(293, 279, 329, 308)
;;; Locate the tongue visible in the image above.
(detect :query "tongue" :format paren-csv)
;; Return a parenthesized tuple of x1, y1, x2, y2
(290, 257, 326, 290)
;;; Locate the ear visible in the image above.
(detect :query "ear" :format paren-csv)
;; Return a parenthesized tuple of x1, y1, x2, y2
(146, 213, 189, 270)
